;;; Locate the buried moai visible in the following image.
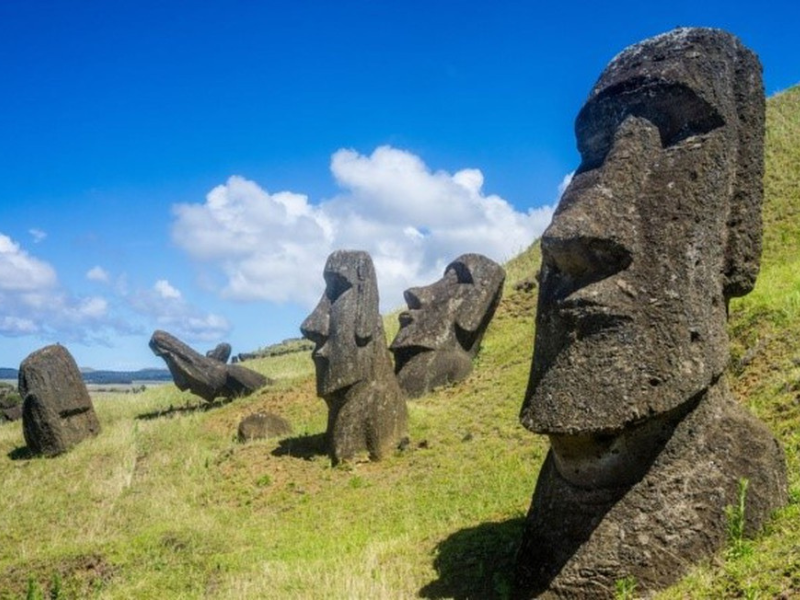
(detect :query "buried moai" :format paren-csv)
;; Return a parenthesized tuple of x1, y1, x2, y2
(390, 254, 505, 398)
(514, 28, 787, 598)
(150, 330, 268, 402)
(301, 250, 408, 465)
(206, 342, 232, 364)
(18, 344, 101, 456)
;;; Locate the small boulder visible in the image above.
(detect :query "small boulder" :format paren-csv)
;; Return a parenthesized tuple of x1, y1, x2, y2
(237, 412, 293, 442)
(18, 344, 101, 456)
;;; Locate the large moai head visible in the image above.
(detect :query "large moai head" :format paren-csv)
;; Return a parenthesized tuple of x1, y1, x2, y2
(390, 253, 505, 397)
(301, 250, 384, 398)
(520, 28, 764, 471)
(515, 29, 786, 597)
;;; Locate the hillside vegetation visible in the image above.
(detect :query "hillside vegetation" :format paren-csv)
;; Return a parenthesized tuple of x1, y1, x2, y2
(1, 86, 799, 599)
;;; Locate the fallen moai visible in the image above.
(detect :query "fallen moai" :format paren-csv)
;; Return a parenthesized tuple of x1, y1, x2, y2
(19, 344, 101, 456)
(515, 27, 787, 598)
(301, 250, 408, 465)
(390, 253, 505, 398)
(149, 330, 269, 402)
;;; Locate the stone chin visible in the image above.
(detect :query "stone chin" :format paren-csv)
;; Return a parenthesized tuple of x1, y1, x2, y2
(394, 348, 473, 398)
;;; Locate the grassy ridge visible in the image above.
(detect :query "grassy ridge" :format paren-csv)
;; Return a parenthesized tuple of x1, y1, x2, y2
(1, 86, 799, 599)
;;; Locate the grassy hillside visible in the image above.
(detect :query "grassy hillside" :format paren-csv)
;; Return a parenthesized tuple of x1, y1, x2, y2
(1, 86, 799, 599)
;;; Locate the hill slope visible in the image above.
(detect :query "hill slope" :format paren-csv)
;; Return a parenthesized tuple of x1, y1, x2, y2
(0, 86, 798, 599)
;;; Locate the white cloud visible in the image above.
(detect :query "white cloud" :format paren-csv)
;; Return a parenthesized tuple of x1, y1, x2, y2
(0, 234, 57, 292)
(128, 280, 230, 343)
(29, 228, 47, 243)
(171, 146, 556, 310)
(0, 232, 122, 341)
(557, 171, 575, 198)
(154, 279, 181, 299)
(86, 265, 110, 283)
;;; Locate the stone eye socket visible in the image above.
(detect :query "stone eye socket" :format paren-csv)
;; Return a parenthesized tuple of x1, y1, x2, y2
(575, 80, 724, 171)
(448, 262, 474, 284)
(324, 272, 352, 303)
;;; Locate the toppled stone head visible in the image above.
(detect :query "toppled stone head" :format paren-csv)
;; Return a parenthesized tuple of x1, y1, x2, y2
(515, 28, 786, 597)
(150, 330, 268, 402)
(390, 253, 505, 398)
(301, 250, 408, 464)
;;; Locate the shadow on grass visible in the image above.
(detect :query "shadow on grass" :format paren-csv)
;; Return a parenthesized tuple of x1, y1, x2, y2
(135, 397, 234, 421)
(7, 446, 33, 461)
(271, 433, 327, 460)
(419, 517, 525, 600)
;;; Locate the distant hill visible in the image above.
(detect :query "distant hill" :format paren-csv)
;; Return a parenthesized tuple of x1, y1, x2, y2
(0, 367, 171, 385)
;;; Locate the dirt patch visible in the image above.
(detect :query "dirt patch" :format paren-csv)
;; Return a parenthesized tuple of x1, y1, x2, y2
(2, 553, 115, 599)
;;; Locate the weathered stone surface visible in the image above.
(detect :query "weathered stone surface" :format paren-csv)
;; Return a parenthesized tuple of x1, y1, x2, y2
(149, 330, 269, 402)
(390, 254, 505, 398)
(301, 250, 408, 465)
(205, 342, 232, 363)
(515, 28, 787, 598)
(18, 344, 101, 456)
(237, 412, 293, 442)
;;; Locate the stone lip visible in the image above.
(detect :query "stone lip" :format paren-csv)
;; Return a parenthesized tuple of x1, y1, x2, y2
(149, 330, 269, 402)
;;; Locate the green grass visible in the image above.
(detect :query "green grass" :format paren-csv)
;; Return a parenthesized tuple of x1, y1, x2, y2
(1, 86, 799, 599)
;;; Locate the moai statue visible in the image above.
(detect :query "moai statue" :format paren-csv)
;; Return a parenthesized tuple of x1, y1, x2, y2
(390, 254, 505, 398)
(150, 330, 268, 402)
(301, 250, 408, 465)
(19, 344, 101, 456)
(514, 28, 787, 598)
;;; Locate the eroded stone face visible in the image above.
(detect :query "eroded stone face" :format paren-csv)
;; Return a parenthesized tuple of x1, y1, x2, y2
(301, 250, 408, 464)
(521, 27, 764, 437)
(19, 344, 101, 456)
(390, 253, 505, 398)
(515, 28, 786, 598)
(301, 251, 381, 397)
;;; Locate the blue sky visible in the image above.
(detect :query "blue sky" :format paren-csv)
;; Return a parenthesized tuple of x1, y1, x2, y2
(1, 1, 798, 370)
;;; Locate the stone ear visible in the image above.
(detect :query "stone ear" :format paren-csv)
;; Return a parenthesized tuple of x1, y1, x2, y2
(455, 284, 500, 333)
(723, 42, 765, 299)
(354, 257, 378, 342)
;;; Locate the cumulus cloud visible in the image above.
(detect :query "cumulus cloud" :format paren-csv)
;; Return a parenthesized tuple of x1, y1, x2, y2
(128, 280, 230, 342)
(172, 146, 555, 310)
(0, 234, 57, 292)
(0, 233, 124, 341)
(86, 265, 110, 283)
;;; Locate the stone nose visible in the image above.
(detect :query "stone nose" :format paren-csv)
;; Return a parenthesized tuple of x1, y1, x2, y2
(300, 299, 330, 346)
(403, 286, 430, 310)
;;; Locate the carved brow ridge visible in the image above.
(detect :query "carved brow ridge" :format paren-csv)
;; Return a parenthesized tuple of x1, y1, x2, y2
(576, 78, 725, 169)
